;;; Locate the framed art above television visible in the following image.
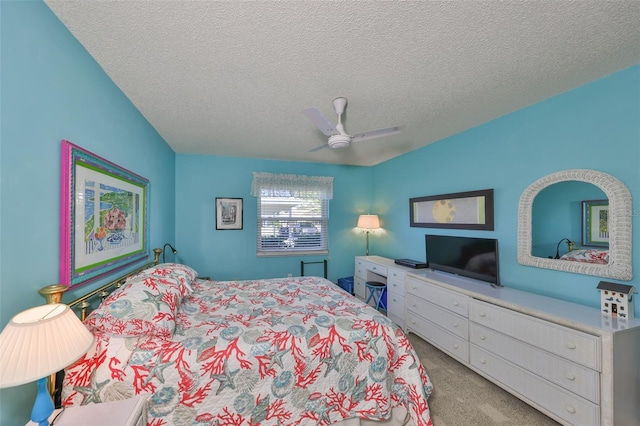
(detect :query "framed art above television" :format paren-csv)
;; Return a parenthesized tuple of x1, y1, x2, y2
(410, 189, 494, 230)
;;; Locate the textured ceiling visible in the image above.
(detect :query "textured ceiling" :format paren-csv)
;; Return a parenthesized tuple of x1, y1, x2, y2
(44, 1, 640, 166)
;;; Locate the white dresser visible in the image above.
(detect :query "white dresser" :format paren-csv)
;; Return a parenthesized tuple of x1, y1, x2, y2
(405, 269, 640, 426)
(354, 256, 416, 327)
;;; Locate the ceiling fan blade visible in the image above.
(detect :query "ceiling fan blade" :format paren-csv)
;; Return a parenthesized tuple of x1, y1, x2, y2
(308, 144, 329, 152)
(303, 107, 338, 136)
(351, 126, 402, 143)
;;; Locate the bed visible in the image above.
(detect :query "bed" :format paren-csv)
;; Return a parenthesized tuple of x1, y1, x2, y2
(559, 248, 609, 264)
(56, 263, 434, 426)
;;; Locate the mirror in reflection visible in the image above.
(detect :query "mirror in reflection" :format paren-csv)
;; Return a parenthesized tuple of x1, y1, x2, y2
(532, 181, 608, 263)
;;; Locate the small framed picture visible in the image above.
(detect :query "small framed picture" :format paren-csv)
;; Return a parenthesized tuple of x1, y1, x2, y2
(216, 198, 243, 230)
(582, 199, 609, 247)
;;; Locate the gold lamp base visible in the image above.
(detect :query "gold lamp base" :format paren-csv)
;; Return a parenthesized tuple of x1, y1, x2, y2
(365, 231, 371, 256)
(38, 285, 68, 304)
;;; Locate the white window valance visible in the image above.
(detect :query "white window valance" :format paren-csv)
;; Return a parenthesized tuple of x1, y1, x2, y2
(251, 172, 334, 200)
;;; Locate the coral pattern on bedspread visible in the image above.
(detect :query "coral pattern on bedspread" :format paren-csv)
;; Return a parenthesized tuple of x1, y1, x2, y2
(560, 249, 609, 264)
(63, 276, 433, 425)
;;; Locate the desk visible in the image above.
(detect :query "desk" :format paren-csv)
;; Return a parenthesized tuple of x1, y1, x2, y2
(354, 256, 417, 327)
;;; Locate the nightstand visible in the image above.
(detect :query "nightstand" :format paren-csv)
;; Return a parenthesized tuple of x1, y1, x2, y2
(26, 396, 147, 426)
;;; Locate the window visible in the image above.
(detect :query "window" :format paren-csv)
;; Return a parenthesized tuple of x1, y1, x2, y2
(251, 172, 333, 256)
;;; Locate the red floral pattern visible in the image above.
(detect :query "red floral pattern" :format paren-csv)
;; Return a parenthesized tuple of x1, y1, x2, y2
(63, 276, 433, 425)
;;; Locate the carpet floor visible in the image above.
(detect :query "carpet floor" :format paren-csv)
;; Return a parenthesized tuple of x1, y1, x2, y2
(408, 333, 561, 426)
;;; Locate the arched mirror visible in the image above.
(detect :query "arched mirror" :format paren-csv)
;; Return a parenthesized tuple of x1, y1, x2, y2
(517, 169, 632, 280)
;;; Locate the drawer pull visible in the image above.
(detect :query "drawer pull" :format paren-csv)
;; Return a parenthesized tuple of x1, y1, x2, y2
(565, 372, 576, 381)
(412, 303, 416, 307)
(453, 322, 459, 328)
(565, 342, 577, 350)
(453, 301, 459, 306)
(479, 334, 486, 340)
(480, 358, 486, 364)
(565, 405, 576, 414)
(479, 312, 486, 317)
(412, 285, 417, 290)
(453, 343, 459, 349)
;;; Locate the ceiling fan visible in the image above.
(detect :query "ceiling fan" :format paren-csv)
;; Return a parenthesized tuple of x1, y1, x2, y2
(303, 97, 401, 152)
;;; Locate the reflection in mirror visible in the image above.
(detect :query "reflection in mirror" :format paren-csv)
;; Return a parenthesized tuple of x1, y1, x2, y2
(518, 169, 632, 281)
(531, 181, 607, 260)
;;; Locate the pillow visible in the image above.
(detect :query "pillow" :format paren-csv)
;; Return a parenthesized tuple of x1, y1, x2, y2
(84, 275, 182, 339)
(137, 263, 198, 295)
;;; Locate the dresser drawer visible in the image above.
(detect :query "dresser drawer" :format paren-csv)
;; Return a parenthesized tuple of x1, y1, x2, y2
(469, 300, 600, 370)
(406, 276, 469, 317)
(407, 297, 468, 339)
(470, 323, 600, 403)
(363, 261, 387, 278)
(387, 275, 404, 296)
(470, 346, 599, 426)
(355, 259, 367, 280)
(407, 313, 469, 363)
(387, 267, 405, 293)
(354, 276, 366, 300)
(387, 292, 404, 319)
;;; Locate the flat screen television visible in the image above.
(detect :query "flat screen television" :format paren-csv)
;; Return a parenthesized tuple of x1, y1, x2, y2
(425, 234, 500, 286)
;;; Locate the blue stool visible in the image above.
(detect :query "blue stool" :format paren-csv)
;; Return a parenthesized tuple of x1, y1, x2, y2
(365, 281, 387, 311)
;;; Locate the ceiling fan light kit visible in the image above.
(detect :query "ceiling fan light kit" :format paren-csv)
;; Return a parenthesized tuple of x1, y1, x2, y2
(328, 134, 351, 149)
(304, 96, 401, 152)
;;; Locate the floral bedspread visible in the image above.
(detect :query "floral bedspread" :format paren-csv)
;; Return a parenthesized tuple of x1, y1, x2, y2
(62, 276, 433, 425)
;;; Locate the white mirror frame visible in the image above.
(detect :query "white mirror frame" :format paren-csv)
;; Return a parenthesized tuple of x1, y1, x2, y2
(518, 169, 632, 281)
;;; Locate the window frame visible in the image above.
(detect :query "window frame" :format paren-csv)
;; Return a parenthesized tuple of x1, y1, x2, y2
(252, 173, 333, 257)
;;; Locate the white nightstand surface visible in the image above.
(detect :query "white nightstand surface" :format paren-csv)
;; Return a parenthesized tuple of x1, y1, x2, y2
(26, 396, 147, 426)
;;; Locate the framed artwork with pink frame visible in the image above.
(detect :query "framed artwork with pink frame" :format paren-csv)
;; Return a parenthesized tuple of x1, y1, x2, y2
(60, 140, 149, 288)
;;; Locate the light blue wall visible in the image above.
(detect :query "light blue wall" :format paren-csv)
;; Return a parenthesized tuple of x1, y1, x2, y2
(372, 65, 640, 311)
(0, 2, 176, 423)
(175, 155, 372, 282)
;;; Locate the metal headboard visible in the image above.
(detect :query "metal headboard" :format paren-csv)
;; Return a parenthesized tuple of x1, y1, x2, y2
(39, 248, 162, 320)
(37, 248, 162, 403)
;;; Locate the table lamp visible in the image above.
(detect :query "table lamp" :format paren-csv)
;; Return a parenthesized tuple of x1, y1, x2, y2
(0, 304, 94, 426)
(357, 214, 381, 256)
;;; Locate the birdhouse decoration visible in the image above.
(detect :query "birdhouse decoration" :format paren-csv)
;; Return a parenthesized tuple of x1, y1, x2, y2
(596, 281, 636, 319)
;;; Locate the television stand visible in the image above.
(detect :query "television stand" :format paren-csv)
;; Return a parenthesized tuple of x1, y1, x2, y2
(405, 268, 639, 426)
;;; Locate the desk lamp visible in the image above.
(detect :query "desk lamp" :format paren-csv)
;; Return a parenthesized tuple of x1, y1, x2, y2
(357, 214, 381, 256)
(0, 304, 94, 426)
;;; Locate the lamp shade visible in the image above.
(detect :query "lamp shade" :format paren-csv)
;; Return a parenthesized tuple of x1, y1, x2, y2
(0, 304, 94, 388)
(357, 214, 380, 230)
